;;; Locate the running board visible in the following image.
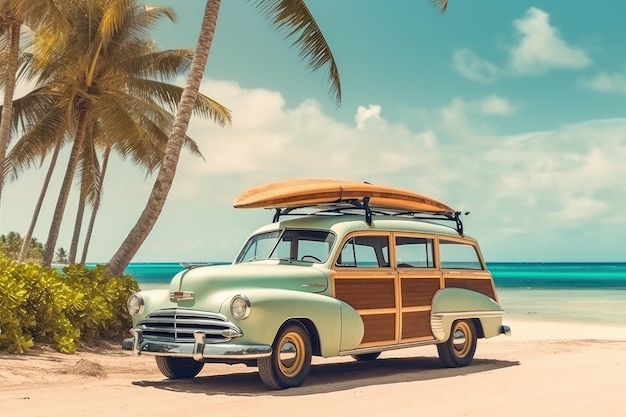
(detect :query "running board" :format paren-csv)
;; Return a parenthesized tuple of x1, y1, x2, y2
(339, 339, 437, 357)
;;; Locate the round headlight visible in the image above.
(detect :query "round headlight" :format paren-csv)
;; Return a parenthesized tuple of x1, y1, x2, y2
(127, 293, 144, 317)
(230, 294, 251, 320)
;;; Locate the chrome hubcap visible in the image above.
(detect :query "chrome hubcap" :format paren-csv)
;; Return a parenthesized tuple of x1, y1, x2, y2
(452, 322, 472, 357)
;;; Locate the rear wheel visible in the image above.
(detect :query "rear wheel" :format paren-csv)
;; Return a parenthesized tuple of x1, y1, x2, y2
(258, 323, 312, 389)
(352, 352, 381, 362)
(155, 356, 204, 379)
(437, 319, 477, 368)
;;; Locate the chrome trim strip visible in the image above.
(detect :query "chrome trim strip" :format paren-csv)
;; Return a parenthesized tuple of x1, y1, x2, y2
(433, 310, 505, 318)
(431, 314, 445, 341)
(339, 339, 437, 356)
(146, 308, 228, 321)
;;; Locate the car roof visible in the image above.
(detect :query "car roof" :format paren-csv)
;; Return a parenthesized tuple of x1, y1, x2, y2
(249, 214, 472, 240)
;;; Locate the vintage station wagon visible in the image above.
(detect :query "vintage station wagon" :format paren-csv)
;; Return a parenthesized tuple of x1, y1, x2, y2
(123, 179, 510, 389)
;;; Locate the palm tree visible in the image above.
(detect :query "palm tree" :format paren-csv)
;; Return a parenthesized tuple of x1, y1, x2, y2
(0, 0, 68, 203)
(5, 0, 230, 267)
(106, 0, 452, 276)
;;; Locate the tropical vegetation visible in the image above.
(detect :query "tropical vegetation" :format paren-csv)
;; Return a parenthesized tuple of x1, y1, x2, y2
(0, 231, 43, 262)
(0, 252, 138, 353)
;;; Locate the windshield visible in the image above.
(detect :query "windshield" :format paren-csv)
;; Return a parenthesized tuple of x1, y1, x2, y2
(235, 229, 336, 264)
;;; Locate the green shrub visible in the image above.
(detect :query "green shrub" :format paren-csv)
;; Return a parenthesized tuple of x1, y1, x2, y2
(0, 254, 139, 354)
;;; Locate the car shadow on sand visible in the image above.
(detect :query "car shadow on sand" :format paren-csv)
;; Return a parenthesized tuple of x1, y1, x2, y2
(132, 355, 520, 396)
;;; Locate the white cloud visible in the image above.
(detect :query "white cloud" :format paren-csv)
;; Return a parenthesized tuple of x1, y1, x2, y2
(451, 49, 499, 83)
(480, 95, 516, 115)
(581, 71, 626, 94)
(452, 7, 591, 82)
(509, 7, 591, 74)
(427, 96, 516, 143)
(355, 104, 383, 130)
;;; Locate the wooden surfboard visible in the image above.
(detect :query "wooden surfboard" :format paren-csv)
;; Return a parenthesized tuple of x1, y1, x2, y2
(233, 178, 455, 214)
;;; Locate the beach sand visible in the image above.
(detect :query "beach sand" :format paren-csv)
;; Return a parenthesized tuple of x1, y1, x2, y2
(1, 317, 625, 417)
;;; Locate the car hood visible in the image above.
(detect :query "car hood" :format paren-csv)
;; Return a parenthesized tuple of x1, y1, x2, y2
(168, 261, 329, 296)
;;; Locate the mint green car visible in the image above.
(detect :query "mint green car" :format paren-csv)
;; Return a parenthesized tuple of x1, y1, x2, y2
(124, 206, 510, 389)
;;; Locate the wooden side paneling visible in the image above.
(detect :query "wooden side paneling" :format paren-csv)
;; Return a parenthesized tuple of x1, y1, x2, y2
(401, 278, 440, 307)
(361, 314, 396, 344)
(335, 278, 395, 310)
(401, 311, 432, 339)
(444, 278, 496, 299)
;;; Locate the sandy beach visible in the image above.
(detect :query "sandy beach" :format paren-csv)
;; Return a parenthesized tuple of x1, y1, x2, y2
(1, 317, 625, 417)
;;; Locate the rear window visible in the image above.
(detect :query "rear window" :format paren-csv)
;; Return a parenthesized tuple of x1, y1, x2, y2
(439, 240, 483, 270)
(396, 236, 435, 268)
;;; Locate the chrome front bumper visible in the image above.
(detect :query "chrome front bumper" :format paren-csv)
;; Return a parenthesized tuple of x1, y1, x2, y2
(124, 329, 272, 360)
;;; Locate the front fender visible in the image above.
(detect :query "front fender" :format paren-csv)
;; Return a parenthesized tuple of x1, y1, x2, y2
(430, 288, 505, 341)
(216, 288, 364, 357)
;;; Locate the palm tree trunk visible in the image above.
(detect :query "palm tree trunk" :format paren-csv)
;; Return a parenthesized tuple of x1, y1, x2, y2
(0, 16, 22, 203)
(106, 0, 221, 277)
(17, 134, 64, 263)
(68, 183, 86, 264)
(42, 108, 89, 267)
(80, 146, 110, 265)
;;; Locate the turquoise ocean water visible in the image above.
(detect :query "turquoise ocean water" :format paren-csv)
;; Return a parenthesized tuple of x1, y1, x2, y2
(123, 262, 626, 325)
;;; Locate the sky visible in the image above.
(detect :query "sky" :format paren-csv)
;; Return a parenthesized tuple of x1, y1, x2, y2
(3, 0, 626, 263)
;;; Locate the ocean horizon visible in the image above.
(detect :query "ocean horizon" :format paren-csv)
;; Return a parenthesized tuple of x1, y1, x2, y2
(111, 261, 626, 325)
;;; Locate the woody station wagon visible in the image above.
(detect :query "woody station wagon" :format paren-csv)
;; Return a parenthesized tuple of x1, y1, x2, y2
(123, 179, 510, 389)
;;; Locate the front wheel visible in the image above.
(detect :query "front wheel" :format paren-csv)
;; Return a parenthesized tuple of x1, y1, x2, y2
(437, 319, 477, 368)
(155, 356, 204, 379)
(258, 323, 312, 389)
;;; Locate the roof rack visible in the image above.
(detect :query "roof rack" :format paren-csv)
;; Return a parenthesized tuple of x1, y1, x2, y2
(271, 197, 466, 235)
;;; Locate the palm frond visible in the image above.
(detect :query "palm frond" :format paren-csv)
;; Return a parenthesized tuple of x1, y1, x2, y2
(251, 0, 341, 105)
(121, 49, 193, 81)
(4, 106, 68, 181)
(101, 93, 205, 167)
(99, 0, 133, 46)
(128, 78, 231, 125)
(4, 87, 57, 135)
(430, 0, 449, 13)
(135, 4, 176, 32)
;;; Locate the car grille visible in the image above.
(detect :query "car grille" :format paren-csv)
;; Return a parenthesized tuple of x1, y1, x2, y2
(138, 309, 241, 343)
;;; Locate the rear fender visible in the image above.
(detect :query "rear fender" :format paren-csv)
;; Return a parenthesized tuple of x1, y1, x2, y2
(430, 288, 505, 342)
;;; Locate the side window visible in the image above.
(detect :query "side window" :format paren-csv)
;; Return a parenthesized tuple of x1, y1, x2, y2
(439, 240, 483, 270)
(395, 236, 434, 268)
(337, 235, 389, 268)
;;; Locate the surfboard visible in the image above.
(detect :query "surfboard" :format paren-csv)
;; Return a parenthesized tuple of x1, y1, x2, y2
(233, 178, 456, 214)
